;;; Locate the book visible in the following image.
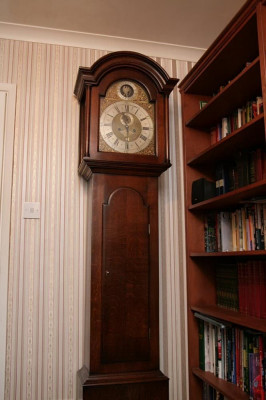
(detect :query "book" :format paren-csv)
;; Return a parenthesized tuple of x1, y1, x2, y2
(199, 316, 266, 399)
(214, 97, 264, 144)
(205, 203, 266, 254)
(200, 100, 208, 109)
(257, 96, 263, 114)
(215, 261, 266, 319)
(222, 117, 231, 138)
(219, 212, 233, 252)
(216, 264, 238, 311)
(205, 214, 217, 252)
(199, 319, 205, 370)
(205, 322, 211, 372)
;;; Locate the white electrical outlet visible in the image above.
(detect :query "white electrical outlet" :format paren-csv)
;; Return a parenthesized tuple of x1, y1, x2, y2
(23, 202, 40, 219)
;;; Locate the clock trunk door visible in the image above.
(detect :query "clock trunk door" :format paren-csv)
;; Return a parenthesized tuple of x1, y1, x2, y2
(89, 174, 159, 375)
(102, 187, 150, 364)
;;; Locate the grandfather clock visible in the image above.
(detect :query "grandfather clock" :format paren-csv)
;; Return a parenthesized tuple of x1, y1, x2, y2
(74, 51, 178, 400)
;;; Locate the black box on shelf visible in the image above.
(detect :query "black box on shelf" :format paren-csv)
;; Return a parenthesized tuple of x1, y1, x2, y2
(191, 178, 216, 204)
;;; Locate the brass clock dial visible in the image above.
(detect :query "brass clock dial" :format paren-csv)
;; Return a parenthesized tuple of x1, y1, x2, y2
(100, 101, 154, 154)
(99, 80, 155, 155)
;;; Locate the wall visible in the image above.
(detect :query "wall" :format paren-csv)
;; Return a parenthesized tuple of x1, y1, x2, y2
(0, 83, 16, 400)
(0, 32, 198, 400)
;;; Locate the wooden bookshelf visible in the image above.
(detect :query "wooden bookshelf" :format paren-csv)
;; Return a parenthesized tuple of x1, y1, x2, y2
(191, 305, 266, 333)
(189, 179, 266, 211)
(187, 114, 265, 167)
(192, 368, 249, 400)
(190, 250, 266, 258)
(179, 0, 266, 399)
(186, 57, 261, 129)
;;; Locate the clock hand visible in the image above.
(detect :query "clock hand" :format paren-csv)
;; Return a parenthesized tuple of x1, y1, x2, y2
(125, 124, 129, 142)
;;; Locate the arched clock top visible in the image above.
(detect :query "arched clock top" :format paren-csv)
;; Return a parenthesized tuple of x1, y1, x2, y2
(74, 51, 178, 179)
(74, 51, 178, 101)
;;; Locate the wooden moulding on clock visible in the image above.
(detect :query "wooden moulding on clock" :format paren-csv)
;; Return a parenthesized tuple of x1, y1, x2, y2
(78, 158, 172, 180)
(77, 366, 169, 400)
(74, 51, 178, 101)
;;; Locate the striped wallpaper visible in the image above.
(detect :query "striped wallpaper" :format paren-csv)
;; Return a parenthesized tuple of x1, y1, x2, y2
(0, 38, 193, 400)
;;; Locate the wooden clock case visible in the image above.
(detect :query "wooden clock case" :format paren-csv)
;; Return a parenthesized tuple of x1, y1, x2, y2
(74, 51, 178, 400)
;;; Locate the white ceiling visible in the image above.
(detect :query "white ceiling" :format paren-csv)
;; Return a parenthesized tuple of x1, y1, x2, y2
(0, 0, 246, 49)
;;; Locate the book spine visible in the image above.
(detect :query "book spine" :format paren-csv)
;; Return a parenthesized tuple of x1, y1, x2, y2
(243, 332, 249, 393)
(259, 335, 265, 400)
(205, 322, 211, 372)
(199, 319, 205, 370)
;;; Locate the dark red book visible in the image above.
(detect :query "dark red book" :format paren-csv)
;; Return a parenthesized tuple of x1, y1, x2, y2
(238, 262, 245, 314)
(235, 328, 240, 387)
(242, 262, 249, 315)
(260, 261, 266, 319)
(253, 261, 261, 318)
(247, 261, 254, 316)
(258, 335, 265, 399)
(255, 148, 263, 181)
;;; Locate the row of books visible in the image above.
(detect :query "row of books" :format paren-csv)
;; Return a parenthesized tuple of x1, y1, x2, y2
(215, 147, 266, 195)
(204, 204, 266, 253)
(198, 315, 266, 399)
(215, 262, 266, 319)
(213, 96, 263, 142)
(203, 382, 228, 400)
(216, 264, 238, 312)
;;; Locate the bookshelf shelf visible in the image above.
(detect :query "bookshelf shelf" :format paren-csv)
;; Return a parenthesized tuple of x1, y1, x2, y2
(186, 57, 261, 129)
(187, 113, 265, 167)
(179, 1, 266, 398)
(182, 11, 258, 95)
(192, 368, 249, 400)
(190, 250, 266, 258)
(188, 179, 266, 211)
(191, 305, 266, 333)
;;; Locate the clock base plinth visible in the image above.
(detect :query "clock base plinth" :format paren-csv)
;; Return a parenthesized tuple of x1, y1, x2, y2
(77, 367, 169, 400)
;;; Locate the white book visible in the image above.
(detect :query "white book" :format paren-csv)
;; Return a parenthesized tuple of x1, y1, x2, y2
(220, 212, 233, 252)
(217, 327, 222, 378)
(209, 324, 215, 373)
(204, 322, 211, 372)
(237, 108, 242, 128)
(222, 117, 230, 138)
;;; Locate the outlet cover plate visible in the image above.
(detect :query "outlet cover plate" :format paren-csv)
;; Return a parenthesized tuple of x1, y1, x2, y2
(23, 202, 40, 219)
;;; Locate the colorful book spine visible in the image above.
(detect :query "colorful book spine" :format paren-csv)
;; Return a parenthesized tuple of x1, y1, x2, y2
(197, 316, 266, 399)
(216, 261, 266, 319)
(214, 146, 266, 191)
(215, 95, 264, 143)
(205, 203, 266, 254)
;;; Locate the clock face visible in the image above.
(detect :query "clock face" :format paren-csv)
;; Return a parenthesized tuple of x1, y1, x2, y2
(100, 101, 154, 154)
(99, 80, 155, 155)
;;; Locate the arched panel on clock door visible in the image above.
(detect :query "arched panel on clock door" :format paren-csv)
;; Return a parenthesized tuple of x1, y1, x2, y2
(101, 187, 151, 364)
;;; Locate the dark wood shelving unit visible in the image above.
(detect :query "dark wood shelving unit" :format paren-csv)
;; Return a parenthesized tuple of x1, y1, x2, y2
(189, 179, 266, 211)
(191, 305, 266, 333)
(192, 368, 249, 400)
(179, 0, 266, 398)
(190, 250, 266, 258)
(187, 113, 265, 167)
(183, 10, 258, 95)
(186, 57, 261, 129)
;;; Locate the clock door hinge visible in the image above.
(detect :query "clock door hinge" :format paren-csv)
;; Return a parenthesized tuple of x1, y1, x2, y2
(148, 223, 151, 235)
